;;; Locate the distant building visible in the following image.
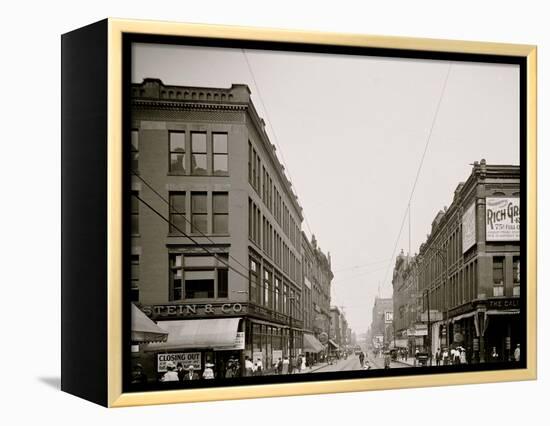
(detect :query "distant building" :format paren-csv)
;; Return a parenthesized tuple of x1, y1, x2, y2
(392, 250, 421, 351)
(370, 297, 393, 349)
(302, 233, 333, 359)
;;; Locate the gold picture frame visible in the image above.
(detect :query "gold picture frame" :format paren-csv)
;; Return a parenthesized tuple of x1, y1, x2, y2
(61, 18, 537, 407)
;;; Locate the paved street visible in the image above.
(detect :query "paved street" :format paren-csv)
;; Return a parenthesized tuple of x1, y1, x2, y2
(297, 353, 408, 374)
(305, 355, 362, 373)
(365, 351, 408, 370)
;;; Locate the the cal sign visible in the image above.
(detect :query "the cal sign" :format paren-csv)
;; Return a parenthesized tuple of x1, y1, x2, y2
(486, 198, 520, 241)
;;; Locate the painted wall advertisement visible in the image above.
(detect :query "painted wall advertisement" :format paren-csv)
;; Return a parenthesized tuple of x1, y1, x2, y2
(157, 352, 201, 372)
(462, 202, 476, 253)
(486, 197, 520, 241)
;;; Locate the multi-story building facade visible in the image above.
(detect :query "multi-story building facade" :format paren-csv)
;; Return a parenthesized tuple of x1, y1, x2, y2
(417, 160, 520, 363)
(330, 306, 342, 348)
(301, 232, 333, 359)
(392, 250, 422, 351)
(370, 297, 393, 349)
(130, 79, 306, 380)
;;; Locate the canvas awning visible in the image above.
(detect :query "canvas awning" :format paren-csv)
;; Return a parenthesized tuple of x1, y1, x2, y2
(144, 318, 241, 352)
(303, 333, 324, 353)
(328, 339, 339, 349)
(131, 304, 168, 343)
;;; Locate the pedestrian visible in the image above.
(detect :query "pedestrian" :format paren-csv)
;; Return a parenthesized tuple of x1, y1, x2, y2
(442, 348, 449, 365)
(276, 357, 283, 374)
(301, 355, 306, 371)
(225, 360, 235, 378)
(183, 365, 200, 381)
(160, 362, 180, 382)
(296, 355, 302, 373)
(202, 363, 215, 379)
(459, 348, 467, 364)
(254, 358, 263, 376)
(384, 351, 391, 369)
(289, 356, 296, 374)
(176, 362, 185, 382)
(514, 344, 521, 362)
(282, 356, 290, 374)
(359, 351, 365, 368)
(453, 347, 461, 365)
(244, 356, 254, 377)
(491, 347, 499, 362)
(435, 348, 442, 366)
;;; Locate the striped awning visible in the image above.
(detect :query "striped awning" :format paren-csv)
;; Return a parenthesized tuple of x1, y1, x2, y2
(131, 304, 168, 343)
(144, 318, 241, 352)
(303, 333, 324, 353)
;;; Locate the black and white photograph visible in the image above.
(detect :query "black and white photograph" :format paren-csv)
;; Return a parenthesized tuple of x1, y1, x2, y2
(126, 38, 525, 391)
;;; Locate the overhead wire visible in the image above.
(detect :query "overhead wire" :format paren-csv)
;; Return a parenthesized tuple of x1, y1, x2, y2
(380, 63, 453, 292)
(131, 170, 251, 276)
(133, 193, 253, 283)
(242, 49, 316, 239)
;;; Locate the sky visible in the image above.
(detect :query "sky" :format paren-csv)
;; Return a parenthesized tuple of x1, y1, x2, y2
(132, 43, 520, 335)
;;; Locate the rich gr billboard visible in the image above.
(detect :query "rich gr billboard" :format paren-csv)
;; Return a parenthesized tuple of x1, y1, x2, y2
(486, 197, 520, 241)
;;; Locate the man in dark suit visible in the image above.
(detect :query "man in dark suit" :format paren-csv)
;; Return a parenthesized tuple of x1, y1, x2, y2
(183, 365, 200, 381)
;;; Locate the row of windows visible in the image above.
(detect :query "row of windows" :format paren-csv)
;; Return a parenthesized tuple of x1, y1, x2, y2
(248, 141, 301, 250)
(492, 256, 520, 296)
(248, 141, 261, 192)
(424, 256, 521, 312)
(131, 191, 228, 236)
(249, 257, 301, 320)
(248, 198, 262, 246)
(249, 197, 301, 281)
(131, 130, 228, 176)
(169, 191, 228, 235)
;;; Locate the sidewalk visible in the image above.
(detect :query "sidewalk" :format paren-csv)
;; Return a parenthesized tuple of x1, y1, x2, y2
(393, 357, 416, 367)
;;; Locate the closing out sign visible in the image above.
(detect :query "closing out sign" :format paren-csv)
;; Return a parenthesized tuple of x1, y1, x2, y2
(486, 198, 520, 241)
(157, 352, 201, 372)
